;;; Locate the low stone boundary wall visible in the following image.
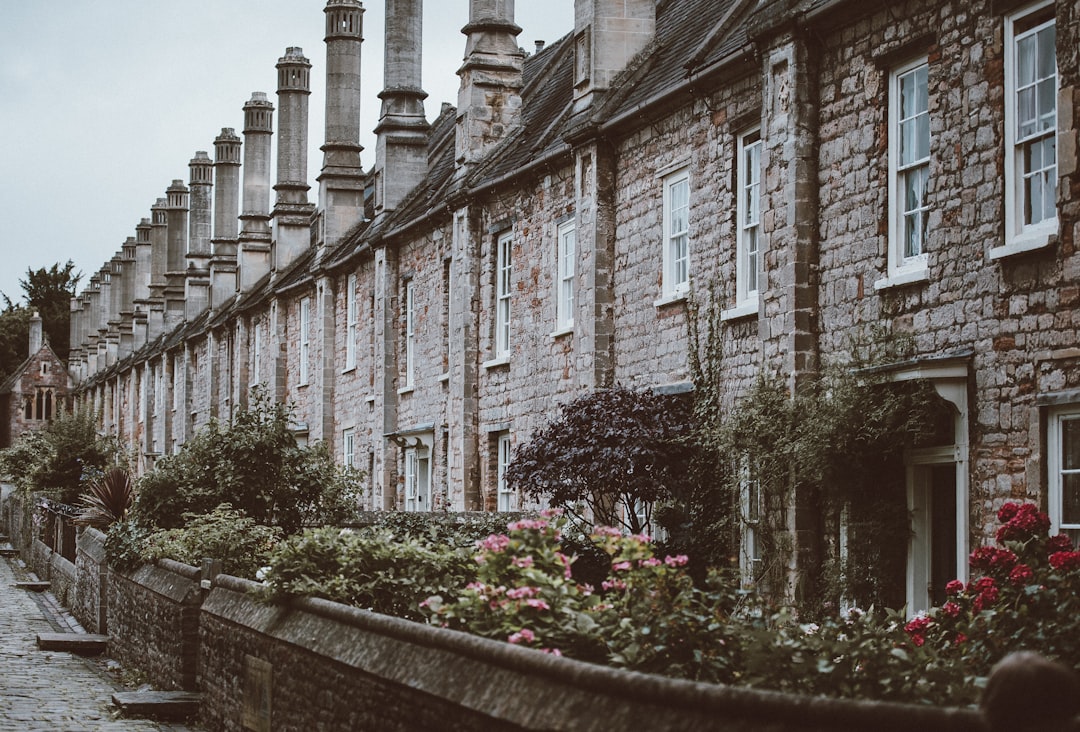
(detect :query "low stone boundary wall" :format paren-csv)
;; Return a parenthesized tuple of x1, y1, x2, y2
(198, 574, 986, 732)
(47, 550, 77, 607)
(74, 527, 108, 634)
(108, 559, 203, 692)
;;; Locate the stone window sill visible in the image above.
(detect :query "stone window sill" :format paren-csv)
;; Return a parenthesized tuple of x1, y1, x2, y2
(720, 301, 757, 321)
(483, 356, 510, 370)
(873, 266, 929, 291)
(990, 230, 1055, 261)
(654, 291, 688, 309)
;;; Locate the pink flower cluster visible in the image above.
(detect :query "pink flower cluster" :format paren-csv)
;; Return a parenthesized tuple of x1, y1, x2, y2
(664, 554, 689, 568)
(507, 519, 549, 532)
(508, 628, 535, 645)
(478, 533, 510, 553)
(506, 586, 539, 600)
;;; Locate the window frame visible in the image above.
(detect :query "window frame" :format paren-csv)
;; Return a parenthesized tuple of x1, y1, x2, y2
(495, 231, 513, 360)
(736, 128, 762, 309)
(661, 167, 691, 300)
(496, 432, 515, 511)
(1048, 405, 1080, 540)
(739, 458, 763, 585)
(885, 56, 931, 284)
(252, 319, 262, 386)
(345, 273, 358, 371)
(555, 219, 576, 332)
(342, 427, 355, 469)
(403, 279, 415, 389)
(998, 0, 1058, 257)
(299, 296, 311, 386)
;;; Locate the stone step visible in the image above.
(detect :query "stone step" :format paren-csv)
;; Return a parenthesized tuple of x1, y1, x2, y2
(111, 691, 201, 721)
(36, 632, 109, 655)
(0, 547, 18, 558)
(14, 581, 50, 591)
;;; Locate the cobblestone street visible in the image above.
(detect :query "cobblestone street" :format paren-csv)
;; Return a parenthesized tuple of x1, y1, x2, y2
(0, 553, 197, 731)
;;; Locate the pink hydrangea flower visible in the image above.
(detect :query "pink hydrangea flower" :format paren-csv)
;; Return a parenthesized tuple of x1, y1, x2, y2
(612, 561, 632, 572)
(664, 554, 689, 568)
(511, 556, 535, 569)
(508, 628, 536, 645)
(525, 598, 551, 611)
(506, 586, 539, 600)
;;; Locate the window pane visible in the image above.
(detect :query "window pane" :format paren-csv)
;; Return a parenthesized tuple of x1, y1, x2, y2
(1063, 474, 1080, 526)
(1018, 34, 1036, 86)
(1038, 78, 1056, 132)
(1062, 419, 1080, 470)
(1037, 26, 1056, 80)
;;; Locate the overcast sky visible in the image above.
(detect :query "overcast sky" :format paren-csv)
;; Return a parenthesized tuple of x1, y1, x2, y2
(0, 0, 574, 308)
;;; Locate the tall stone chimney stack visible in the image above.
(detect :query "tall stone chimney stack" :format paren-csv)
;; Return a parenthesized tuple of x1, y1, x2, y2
(132, 218, 152, 348)
(119, 236, 136, 358)
(28, 311, 42, 355)
(164, 180, 190, 328)
(211, 128, 241, 309)
(317, 0, 365, 252)
(572, 0, 655, 113)
(239, 92, 274, 293)
(148, 198, 169, 340)
(374, 0, 429, 216)
(186, 151, 213, 318)
(455, 0, 524, 174)
(273, 47, 317, 273)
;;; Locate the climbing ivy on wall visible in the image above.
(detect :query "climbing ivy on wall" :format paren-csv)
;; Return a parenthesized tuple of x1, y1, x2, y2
(688, 286, 952, 611)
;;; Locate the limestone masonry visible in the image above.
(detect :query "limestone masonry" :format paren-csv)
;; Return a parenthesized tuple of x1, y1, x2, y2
(63, 0, 1080, 611)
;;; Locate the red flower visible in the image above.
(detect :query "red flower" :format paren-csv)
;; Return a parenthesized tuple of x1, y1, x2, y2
(1008, 563, 1034, 586)
(995, 503, 1051, 543)
(1049, 550, 1080, 572)
(941, 601, 962, 618)
(905, 615, 932, 636)
(954, 632, 967, 646)
(997, 502, 1021, 523)
(945, 579, 965, 596)
(1048, 534, 1074, 553)
(970, 546, 1017, 573)
(971, 576, 1000, 612)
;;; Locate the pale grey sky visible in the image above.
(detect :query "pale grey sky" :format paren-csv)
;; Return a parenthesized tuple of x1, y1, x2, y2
(0, 0, 573, 307)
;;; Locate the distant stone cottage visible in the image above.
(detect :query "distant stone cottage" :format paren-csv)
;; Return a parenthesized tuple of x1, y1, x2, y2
(0, 312, 73, 447)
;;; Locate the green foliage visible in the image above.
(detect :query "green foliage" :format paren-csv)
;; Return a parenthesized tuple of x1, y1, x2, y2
(0, 304, 31, 384)
(17, 260, 81, 361)
(366, 511, 523, 550)
(134, 389, 362, 535)
(0, 408, 126, 504)
(687, 285, 948, 605)
(505, 386, 697, 533)
(75, 467, 133, 529)
(260, 526, 477, 620)
(139, 505, 283, 580)
(104, 520, 152, 573)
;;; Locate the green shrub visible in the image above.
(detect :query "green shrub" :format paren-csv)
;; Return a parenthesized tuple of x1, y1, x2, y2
(139, 505, 283, 579)
(0, 408, 126, 504)
(260, 525, 477, 620)
(135, 390, 362, 534)
(505, 386, 697, 534)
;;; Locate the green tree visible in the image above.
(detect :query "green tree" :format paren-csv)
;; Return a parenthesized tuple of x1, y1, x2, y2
(18, 260, 81, 362)
(0, 303, 31, 384)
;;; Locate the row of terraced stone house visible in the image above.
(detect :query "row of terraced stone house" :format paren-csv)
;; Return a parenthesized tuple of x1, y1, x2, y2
(63, 0, 1080, 612)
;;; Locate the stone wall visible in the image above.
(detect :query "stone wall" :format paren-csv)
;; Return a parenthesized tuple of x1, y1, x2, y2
(73, 527, 109, 634)
(47, 550, 77, 608)
(108, 558, 203, 691)
(198, 574, 986, 732)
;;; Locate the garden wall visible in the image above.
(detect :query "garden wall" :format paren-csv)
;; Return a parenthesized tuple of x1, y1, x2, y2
(198, 574, 986, 732)
(108, 558, 202, 691)
(73, 527, 108, 634)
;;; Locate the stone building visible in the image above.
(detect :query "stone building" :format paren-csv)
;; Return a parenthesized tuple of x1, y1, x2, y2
(64, 0, 1080, 610)
(0, 312, 73, 447)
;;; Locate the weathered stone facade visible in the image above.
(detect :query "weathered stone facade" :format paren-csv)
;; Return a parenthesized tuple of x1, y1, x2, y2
(0, 313, 73, 448)
(63, 0, 1080, 609)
